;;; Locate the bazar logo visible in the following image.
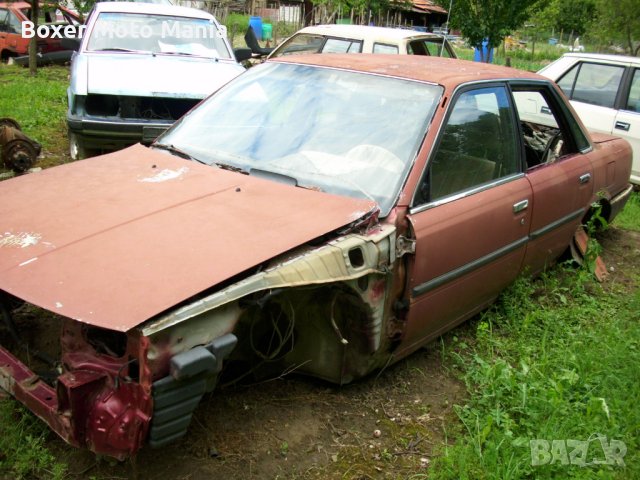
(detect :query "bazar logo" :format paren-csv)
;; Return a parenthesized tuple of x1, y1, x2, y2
(21, 21, 227, 39)
(530, 435, 627, 467)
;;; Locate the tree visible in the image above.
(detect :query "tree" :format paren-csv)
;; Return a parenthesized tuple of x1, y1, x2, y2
(28, 0, 38, 76)
(594, 0, 640, 55)
(436, 0, 542, 61)
(529, 0, 595, 37)
(555, 0, 595, 37)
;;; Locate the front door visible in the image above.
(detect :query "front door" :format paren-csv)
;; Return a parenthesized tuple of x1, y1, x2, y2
(399, 84, 532, 355)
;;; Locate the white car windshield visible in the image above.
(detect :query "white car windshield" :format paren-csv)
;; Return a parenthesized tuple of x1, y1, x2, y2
(86, 12, 231, 59)
(156, 62, 442, 216)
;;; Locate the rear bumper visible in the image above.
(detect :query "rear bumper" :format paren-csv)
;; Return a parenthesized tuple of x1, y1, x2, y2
(609, 184, 634, 222)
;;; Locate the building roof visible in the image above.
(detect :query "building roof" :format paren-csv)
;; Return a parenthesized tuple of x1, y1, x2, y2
(410, 0, 448, 14)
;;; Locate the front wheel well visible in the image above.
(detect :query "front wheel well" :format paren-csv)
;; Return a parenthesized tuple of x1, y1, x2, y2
(226, 284, 378, 385)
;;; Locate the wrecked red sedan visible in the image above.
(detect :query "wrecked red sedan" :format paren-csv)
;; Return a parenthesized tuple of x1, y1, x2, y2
(0, 55, 633, 459)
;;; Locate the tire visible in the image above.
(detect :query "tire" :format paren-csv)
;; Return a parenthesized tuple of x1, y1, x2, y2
(68, 130, 98, 160)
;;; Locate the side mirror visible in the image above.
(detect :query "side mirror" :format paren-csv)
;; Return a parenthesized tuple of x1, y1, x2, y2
(61, 37, 81, 51)
(233, 48, 253, 63)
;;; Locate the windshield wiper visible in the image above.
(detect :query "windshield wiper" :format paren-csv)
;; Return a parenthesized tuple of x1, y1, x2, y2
(93, 48, 152, 54)
(152, 143, 202, 163)
(215, 162, 247, 174)
(156, 51, 217, 59)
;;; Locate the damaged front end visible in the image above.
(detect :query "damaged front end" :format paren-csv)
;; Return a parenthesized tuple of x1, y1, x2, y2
(0, 221, 404, 459)
(0, 301, 152, 459)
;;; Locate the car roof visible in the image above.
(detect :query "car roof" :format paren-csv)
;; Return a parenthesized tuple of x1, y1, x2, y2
(558, 52, 640, 65)
(91, 1, 213, 19)
(270, 54, 544, 88)
(295, 24, 446, 41)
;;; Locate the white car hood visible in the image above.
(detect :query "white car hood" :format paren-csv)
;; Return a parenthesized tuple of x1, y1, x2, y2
(86, 53, 245, 98)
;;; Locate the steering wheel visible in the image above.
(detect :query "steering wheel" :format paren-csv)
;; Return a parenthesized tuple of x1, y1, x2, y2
(540, 131, 564, 164)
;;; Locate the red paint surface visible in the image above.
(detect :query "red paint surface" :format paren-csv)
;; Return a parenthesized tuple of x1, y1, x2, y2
(0, 144, 375, 331)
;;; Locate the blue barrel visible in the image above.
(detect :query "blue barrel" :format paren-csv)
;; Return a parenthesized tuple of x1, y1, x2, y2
(473, 38, 494, 62)
(249, 16, 263, 41)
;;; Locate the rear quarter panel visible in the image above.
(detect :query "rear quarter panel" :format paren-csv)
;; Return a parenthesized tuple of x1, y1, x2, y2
(588, 132, 633, 203)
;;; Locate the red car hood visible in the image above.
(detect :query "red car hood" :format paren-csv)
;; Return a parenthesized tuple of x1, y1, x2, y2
(0, 144, 376, 331)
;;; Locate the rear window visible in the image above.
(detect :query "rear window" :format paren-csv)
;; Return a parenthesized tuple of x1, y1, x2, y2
(373, 43, 398, 54)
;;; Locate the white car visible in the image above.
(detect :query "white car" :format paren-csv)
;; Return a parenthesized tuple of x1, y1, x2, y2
(268, 24, 456, 59)
(538, 53, 640, 184)
(66, 2, 248, 159)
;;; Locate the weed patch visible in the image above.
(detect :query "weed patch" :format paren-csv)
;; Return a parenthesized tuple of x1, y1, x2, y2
(432, 259, 640, 479)
(0, 399, 67, 479)
(0, 64, 69, 169)
(613, 191, 640, 232)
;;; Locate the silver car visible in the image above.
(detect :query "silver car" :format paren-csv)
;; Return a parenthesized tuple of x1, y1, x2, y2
(66, 2, 246, 159)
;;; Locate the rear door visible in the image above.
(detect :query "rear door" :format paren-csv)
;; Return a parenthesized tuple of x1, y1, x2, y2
(613, 67, 640, 183)
(399, 84, 532, 355)
(511, 82, 594, 273)
(556, 60, 626, 135)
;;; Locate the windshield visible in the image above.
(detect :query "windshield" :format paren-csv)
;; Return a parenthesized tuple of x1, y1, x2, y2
(86, 12, 231, 59)
(156, 62, 442, 216)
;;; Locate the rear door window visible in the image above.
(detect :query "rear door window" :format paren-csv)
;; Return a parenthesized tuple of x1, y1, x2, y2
(558, 62, 625, 109)
(625, 68, 640, 112)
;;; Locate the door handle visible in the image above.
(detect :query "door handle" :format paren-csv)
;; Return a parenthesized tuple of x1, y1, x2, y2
(513, 199, 529, 213)
(579, 173, 591, 184)
(615, 121, 630, 131)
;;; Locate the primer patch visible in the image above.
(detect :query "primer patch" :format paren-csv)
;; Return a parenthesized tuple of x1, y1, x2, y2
(139, 167, 189, 183)
(0, 232, 42, 249)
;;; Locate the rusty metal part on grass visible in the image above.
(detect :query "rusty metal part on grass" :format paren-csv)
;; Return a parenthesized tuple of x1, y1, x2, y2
(0, 118, 41, 173)
(573, 228, 609, 282)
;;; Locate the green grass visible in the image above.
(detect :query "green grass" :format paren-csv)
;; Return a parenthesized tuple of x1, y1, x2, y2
(0, 64, 73, 478)
(430, 198, 640, 479)
(0, 400, 67, 479)
(0, 64, 69, 167)
(613, 191, 640, 231)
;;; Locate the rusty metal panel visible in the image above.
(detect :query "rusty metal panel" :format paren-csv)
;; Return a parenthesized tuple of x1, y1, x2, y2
(0, 144, 376, 331)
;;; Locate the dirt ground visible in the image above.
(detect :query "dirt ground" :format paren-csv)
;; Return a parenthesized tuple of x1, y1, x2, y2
(49, 336, 461, 479)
